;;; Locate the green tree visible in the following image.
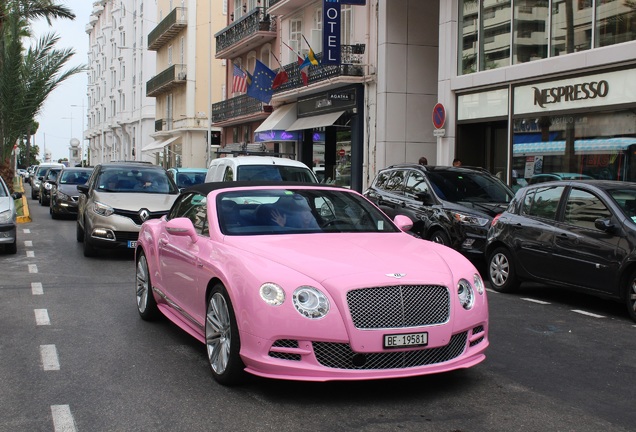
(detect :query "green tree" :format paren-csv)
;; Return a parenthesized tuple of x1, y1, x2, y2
(0, 0, 79, 190)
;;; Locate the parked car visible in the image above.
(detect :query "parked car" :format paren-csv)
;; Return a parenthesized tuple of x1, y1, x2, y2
(49, 167, 93, 219)
(39, 166, 63, 206)
(205, 156, 318, 183)
(486, 180, 636, 322)
(0, 175, 22, 254)
(135, 182, 489, 384)
(31, 162, 64, 200)
(364, 164, 514, 260)
(76, 162, 179, 257)
(167, 167, 207, 191)
(528, 172, 594, 184)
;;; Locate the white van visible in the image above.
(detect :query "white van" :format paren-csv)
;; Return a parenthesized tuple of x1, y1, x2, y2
(205, 156, 318, 183)
(31, 162, 65, 199)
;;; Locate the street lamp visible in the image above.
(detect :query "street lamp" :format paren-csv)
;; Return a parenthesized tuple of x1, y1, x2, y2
(71, 103, 86, 166)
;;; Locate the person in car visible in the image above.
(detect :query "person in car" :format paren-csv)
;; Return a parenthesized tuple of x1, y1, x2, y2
(271, 195, 320, 229)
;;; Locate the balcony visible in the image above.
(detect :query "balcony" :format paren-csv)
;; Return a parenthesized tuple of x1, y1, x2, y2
(273, 44, 366, 94)
(215, 7, 276, 59)
(211, 94, 271, 125)
(267, 0, 307, 16)
(148, 7, 187, 51)
(146, 64, 187, 97)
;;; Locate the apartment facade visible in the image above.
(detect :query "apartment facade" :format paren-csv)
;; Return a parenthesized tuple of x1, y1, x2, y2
(85, 0, 157, 164)
(145, 0, 226, 169)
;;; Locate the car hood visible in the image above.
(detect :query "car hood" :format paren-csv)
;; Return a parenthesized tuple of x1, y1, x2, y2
(0, 196, 14, 215)
(58, 184, 82, 195)
(443, 200, 508, 218)
(226, 233, 469, 286)
(93, 190, 178, 211)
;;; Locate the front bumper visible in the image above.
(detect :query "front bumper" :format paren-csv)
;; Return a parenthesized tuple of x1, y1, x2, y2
(0, 223, 17, 244)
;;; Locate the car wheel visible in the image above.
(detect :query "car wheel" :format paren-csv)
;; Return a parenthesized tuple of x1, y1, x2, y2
(626, 270, 636, 323)
(76, 219, 84, 242)
(205, 284, 244, 385)
(6, 238, 17, 254)
(429, 230, 451, 246)
(31, 189, 36, 200)
(488, 247, 519, 293)
(83, 220, 97, 257)
(135, 251, 160, 320)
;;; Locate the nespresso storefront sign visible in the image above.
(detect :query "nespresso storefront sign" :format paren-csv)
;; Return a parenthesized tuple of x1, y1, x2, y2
(514, 68, 635, 115)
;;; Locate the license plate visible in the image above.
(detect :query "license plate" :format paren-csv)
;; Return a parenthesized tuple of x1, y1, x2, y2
(128, 241, 137, 248)
(383, 332, 428, 349)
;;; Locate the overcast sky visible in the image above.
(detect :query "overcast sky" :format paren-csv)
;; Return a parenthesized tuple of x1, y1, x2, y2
(30, 1, 92, 162)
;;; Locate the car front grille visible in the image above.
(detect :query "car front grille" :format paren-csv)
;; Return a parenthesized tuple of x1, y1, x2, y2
(114, 209, 168, 225)
(113, 231, 139, 242)
(346, 285, 450, 329)
(313, 332, 467, 370)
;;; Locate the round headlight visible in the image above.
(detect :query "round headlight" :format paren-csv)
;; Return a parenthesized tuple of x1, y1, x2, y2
(473, 273, 485, 295)
(293, 286, 329, 319)
(44, 183, 53, 190)
(259, 283, 285, 306)
(457, 279, 475, 310)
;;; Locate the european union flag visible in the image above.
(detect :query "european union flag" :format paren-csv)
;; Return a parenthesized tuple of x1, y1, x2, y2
(247, 60, 276, 104)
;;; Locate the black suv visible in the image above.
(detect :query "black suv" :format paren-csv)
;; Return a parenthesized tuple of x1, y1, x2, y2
(364, 164, 514, 260)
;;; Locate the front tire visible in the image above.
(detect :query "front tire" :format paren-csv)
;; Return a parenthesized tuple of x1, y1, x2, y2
(6, 238, 17, 254)
(76, 219, 84, 242)
(488, 247, 519, 293)
(429, 229, 451, 246)
(626, 270, 636, 323)
(205, 284, 244, 385)
(136, 251, 160, 320)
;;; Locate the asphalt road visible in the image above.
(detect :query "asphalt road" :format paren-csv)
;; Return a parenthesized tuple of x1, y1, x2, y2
(1, 188, 634, 432)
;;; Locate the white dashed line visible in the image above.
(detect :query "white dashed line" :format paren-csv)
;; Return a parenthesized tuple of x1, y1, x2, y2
(32, 282, 44, 295)
(572, 310, 605, 318)
(35, 309, 51, 326)
(521, 298, 551, 305)
(24, 240, 33, 247)
(23, 229, 31, 234)
(26, 250, 35, 258)
(51, 405, 77, 432)
(40, 345, 60, 371)
(28, 264, 38, 273)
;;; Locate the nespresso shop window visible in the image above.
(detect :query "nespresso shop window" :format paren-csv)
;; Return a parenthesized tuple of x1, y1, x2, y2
(512, 109, 636, 185)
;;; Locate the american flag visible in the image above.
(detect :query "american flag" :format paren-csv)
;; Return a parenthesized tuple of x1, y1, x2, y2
(232, 64, 247, 93)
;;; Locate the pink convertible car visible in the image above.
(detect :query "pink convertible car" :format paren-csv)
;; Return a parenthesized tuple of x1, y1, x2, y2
(135, 182, 489, 384)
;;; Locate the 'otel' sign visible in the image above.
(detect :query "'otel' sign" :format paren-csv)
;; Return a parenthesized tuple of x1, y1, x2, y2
(432, 103, 446, 129)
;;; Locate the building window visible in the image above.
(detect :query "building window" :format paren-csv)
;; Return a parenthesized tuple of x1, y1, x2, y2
(289, 18, 303, 62)
(261, 44, 271, 68)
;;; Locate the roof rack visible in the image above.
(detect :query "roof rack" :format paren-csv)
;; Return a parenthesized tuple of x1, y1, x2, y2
(216, 142, 296, 159)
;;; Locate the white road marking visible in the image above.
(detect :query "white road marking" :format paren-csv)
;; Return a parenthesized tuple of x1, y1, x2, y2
(486, 288, 498, 293)
(521, 298, 551, 305)
(51, 405, 77, 432)
(572, 310, 605, 318)
(32, 282, 44, 295)
(24, 240, 33, 247)
(26, 250, 35, 258)
(23, 229, 31, 234)
(40, 345, 60, 371)
(28, 264, 38, 273)
(35, 309, 51, 326)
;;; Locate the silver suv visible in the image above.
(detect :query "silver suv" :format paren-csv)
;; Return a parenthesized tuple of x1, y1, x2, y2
(76, 162, 179, 257)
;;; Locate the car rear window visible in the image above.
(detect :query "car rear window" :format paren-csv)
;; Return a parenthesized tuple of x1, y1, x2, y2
(236, 165, 317, 182)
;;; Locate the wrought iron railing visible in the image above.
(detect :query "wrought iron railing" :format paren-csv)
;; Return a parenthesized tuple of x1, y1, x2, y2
(215, 7, 276, 53)
(148, 7, 187, 50)
(146, 64, 187, 97)
(273, 44, 366, 93)
(211, 94, 267, 123)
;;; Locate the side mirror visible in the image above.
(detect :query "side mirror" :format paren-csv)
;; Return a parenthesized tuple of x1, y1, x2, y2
(594, 217, 614, 232)
(394, 215, 414, 232)
(415, 191, 435, 205)
(11, 192, 22, 200)
(165, 217, 198, 243)
(77, 184, 89, 194)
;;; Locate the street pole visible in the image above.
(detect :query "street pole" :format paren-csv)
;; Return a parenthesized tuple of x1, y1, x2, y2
(71, 102, 86, 166)
(207, 3, 212, 169)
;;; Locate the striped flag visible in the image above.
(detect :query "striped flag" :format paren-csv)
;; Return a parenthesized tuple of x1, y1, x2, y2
(232, 64, 247, 93)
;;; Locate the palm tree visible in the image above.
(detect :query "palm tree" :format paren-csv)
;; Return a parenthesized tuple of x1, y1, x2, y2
(0, 0, 77, 189)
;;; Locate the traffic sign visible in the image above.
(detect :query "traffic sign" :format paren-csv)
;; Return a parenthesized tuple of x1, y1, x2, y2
(432, 103, 446, 129)
(338, 149, 346, 156)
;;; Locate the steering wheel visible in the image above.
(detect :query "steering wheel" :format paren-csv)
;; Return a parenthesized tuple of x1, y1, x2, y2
(321, 218, 352, 228)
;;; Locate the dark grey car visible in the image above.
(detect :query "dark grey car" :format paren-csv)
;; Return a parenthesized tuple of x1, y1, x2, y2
(486, 180, 636, 322)
(50, 167, 93, 219)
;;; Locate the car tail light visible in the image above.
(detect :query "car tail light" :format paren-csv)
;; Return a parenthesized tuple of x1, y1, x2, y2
(491, 213, 502, 227)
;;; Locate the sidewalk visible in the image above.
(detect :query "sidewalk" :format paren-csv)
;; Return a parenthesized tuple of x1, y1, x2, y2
(13, 176, 31, 223)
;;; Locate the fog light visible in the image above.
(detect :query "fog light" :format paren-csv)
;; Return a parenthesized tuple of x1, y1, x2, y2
(462, 239, 476, 248)
(92, 228, 115, 240)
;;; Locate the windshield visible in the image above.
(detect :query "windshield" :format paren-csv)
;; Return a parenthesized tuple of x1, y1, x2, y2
(60, 170, 91, 185)
(175, 171, 206, 188)
(217, 188, 399, 235)
(236, 165, 317, 182)
(97, 168, 178, 194)
(427, 170, 513, 203)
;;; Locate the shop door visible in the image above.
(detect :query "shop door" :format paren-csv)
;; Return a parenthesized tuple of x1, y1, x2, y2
(457, 121, 508, 176)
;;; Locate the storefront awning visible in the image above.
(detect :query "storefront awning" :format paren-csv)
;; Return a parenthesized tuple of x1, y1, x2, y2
(286, 110, 346, 132)
(141, 136, 179, 153)
(254, 103, 297, 133)
(513, 141, 566, 156)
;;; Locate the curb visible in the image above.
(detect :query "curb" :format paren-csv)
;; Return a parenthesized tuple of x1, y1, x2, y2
(14, 177, 32, 224)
